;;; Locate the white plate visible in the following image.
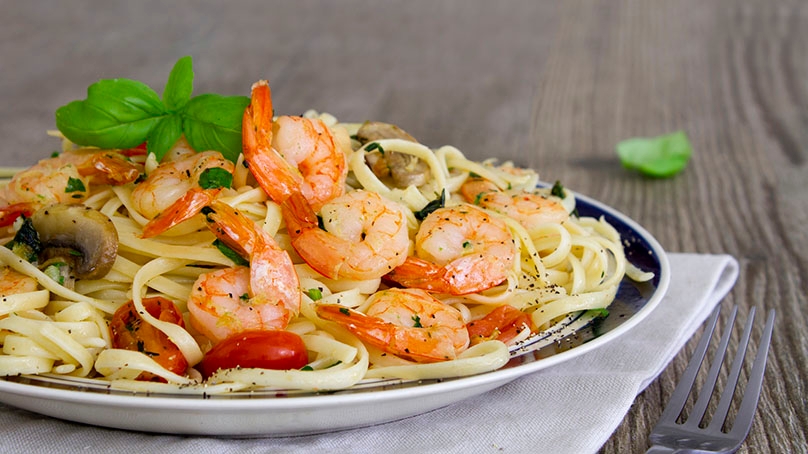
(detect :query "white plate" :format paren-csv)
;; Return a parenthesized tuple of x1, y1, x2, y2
(0, 190, 670, 436)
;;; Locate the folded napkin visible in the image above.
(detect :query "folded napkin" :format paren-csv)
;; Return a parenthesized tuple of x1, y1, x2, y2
(0, 253, 738, 454)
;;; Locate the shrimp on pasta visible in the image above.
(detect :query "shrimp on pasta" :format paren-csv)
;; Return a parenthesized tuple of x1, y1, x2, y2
(0, 69, 652, 393)
(460, 177, 569, 236)
(316, 288, 469, 363)
(187, 200, 300, 343)
(0, 149, 140, 227)
(134, 149, 235, 238)
(0, 267, 37, 297)
(283, 189, 410, 281)
(385, 204, 516, 295)
(242, 80, 347, 209)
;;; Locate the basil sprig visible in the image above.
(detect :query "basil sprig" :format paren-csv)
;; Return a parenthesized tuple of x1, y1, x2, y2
(55, 56, 249, 163)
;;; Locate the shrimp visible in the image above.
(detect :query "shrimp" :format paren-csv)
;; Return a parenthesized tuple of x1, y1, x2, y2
(460, 177, 568, 235)
(385, 204, 516, 295)
(242, 80, 346, 210)
(133, 150, 234, 238)
(282, 189, 410, 281)
(466, 304, 533, 346)
(0, 267, 38, 297)
(316, 288, 469, 363)
(0, 149, 141, 226)
(187, 200, 299, 343)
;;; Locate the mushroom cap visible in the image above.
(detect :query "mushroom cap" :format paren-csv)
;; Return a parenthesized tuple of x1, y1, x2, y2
(30, 204, 118, 280)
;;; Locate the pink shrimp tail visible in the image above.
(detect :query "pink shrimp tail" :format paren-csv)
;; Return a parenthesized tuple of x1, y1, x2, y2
(385, 256, 507, 295)
(140, 187, 221, 238)
(316, 303, 452, 363)
(86, 152, 141, 185)
(281, 192, 340, 279)
(242, 80, 302, 204)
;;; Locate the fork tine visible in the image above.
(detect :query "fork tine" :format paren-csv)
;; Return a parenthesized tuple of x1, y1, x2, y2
(707, 307, 755, 431)
(684, 305, 738, 428)
(656, 305, 722, 423)
(728, 309, 775, 439)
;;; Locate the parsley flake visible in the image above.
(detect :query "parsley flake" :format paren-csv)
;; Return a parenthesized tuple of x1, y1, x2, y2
(64, 177, 86, 193)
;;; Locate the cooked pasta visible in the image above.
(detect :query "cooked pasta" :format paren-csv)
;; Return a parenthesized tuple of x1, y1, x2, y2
(0, 83, 651, 394)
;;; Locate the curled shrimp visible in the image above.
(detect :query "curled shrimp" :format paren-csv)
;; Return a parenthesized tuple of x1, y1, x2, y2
(133, 150, 234, 238)
(283, 189, 410, 281)
(187, 200, 300, 343)
(0, 149, 141, 226)
(460, 177, 568, 235)
(242, 80, 346, 210)
(385, 204, 516, 295)
(316, 288, 469, 363)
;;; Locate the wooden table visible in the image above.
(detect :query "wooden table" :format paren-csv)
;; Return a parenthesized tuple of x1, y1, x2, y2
(1, 1, 805, 452)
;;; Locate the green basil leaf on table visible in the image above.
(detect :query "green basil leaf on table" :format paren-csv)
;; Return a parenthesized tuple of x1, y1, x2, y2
(616, 130, 692, 178)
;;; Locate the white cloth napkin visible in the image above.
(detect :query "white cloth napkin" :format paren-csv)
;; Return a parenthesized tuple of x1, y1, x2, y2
(0, 253, 738, 454)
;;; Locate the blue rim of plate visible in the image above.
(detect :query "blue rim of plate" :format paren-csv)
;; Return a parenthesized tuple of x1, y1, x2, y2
(0, 186, 670, 408)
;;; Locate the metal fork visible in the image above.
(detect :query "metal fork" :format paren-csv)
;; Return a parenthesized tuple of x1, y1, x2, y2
(646, 305, 775, 453)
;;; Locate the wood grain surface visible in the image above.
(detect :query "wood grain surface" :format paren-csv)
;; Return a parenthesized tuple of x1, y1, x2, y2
(0, 1, 805, 452)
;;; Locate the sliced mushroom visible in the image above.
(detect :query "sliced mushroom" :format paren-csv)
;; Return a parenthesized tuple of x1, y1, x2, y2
(357, 121, 431, 188)
(356, 121, 418, 144)
(30, 204, 118, 280)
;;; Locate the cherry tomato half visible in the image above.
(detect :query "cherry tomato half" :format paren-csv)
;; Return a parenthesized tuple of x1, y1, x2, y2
(198, 330, 309, 379)
(0, 203, 35, 227)
(467, 305, 533, 345)
(109, 296, 188, 382)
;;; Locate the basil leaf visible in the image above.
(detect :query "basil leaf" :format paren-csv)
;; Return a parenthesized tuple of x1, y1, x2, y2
(55, 78, 166, 149)
(198, 167, 233, 189)
(183, 94, 250, 162)
(616, 130, 692, 178)
(163, 55, 194, 111)
(146, 115, 183, 162)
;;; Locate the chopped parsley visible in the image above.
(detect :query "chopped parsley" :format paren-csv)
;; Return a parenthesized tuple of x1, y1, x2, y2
(64, 177, 86, 193)
(307, 288, 323, 301)
(586, 308, 610, 319)
(414, 189, 446, 221)
(365, 142, 385, 155)
(198, 167, 233, 189)
(6, 217, 42, 262)
(412, 314, 423, 328)
(550, 180, 566, 198)
(212, 239, 249, 266)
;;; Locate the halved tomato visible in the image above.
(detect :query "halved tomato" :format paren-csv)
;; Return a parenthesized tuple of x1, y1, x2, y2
(198, 330, 309, 379)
